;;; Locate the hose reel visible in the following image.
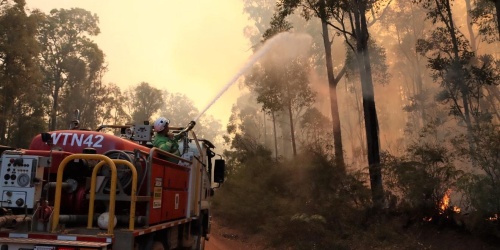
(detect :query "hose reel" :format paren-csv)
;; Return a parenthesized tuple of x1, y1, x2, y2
(98, 150, 145, 194)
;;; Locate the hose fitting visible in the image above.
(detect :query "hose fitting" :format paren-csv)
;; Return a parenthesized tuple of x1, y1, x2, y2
(180, 121, 196, 134)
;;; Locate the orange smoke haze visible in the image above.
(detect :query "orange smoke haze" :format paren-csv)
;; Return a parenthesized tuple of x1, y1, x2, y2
(25, 0, 253, 124)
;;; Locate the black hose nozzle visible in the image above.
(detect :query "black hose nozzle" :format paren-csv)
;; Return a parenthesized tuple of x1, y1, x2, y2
(180, 121, 196, 134)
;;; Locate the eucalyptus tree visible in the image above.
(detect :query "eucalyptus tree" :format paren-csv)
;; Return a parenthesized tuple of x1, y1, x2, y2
(274, 0, 390, 208)
(244, 0, 322, 159)
(159, 90, 199, 126)
(299, 107, 331, 150)
(226, 92, 270, 159)
(243, 0, 277, 46)
(380, 1, 432, 132)
(238, 75, 282, 158)
(469, 0, 499, 41)
(245, 62, 285, 158)
(126, 82, 164, 124)
(273, 0, 347, 169)
(98, 83, 130, 126)
(246, 49, 315, 157)
(0, 0, 43, 147)
(195, 114, 224, 148)
(58, 41, 107, 129)
(36, 8, 102, 130)
(467, 0, 500, 123)
(415, 0, 500, 153)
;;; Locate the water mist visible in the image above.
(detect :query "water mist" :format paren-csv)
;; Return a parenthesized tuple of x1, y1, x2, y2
(193, 32, 313, 122)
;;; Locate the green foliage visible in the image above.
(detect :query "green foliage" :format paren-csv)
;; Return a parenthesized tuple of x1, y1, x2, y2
(383, 140, 461, 217)
(127, 82, 164, 123)
(266, 213, 348, 250)
(415, 0, 500, 130)
(262, 14, 292, 41)
(214, 138, 373, 248)
(0, 0, 43, 146)
(455, 123, 500, 215)
(98, 83, 131, 126)
(247, 55, 316, 116)
(159, 91, 198, 126)
(213, 144, 284, 233)
(470, 0, 499, 43)
(225, 92, 269, 150)
(298, 107, 331, 148)
(243, 0, 277, 46)
(345, 39, 391, 85)
(37, 7, 103, 130)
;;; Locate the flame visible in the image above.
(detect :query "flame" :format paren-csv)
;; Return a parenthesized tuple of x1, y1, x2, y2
(488, 214, 498, 221)
(425, 189, 461, 222)
(439, 189, 461, 214)
(439, 189, 452, 214)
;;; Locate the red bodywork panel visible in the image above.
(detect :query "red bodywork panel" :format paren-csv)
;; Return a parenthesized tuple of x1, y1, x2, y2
(29, 130, 151, 155)
(162, 190, 188, 221)
(163, 164, 189, 190)
(28, 130, 150, 173)
(149, 157, 190, 224)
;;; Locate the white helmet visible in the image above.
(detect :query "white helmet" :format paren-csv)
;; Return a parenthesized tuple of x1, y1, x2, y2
(153, 117, 170, 132)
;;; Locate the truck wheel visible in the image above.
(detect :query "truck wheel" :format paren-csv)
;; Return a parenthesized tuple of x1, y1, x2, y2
(192, 216, 206, 250)
(152, 241, 165, 250)
(192, 229, 205, 250)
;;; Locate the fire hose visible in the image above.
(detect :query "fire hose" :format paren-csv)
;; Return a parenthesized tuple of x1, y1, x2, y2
(0, 215, 31, 228)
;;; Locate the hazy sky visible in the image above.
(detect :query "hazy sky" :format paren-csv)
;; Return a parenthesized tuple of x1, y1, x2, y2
(25, 0, 253, 124)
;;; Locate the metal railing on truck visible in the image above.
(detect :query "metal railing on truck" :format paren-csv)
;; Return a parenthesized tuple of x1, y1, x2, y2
(51, 154, 139, 235)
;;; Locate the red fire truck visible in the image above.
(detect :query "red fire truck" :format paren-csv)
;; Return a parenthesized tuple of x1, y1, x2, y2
(0, 112, 225, 250)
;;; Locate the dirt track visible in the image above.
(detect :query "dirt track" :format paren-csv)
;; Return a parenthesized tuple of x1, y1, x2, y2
(205, 220, 267, 250)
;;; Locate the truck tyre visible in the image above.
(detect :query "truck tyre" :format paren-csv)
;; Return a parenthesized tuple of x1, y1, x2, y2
(192, 215, 206, 250)
(152, 241, 165, 250)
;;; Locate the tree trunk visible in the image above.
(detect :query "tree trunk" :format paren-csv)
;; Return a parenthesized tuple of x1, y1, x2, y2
(410, 3, 427, 128)
(443, 0, 476, 159)
(485, 85, 500, 121)
(496, 0, 500, 41)
(352, 84, 367, 161)
(320, 0, 346, 170)
(272, 111, 278, 160)
(287, 103, 297, 156)
(50, 86, 59, 131)
(280, 114, 291, 159)
(354, 0, 384, 210)
(0, 91, 8, 145)
(464, 0, 477, 51)
(286, 82, 297, 156)
(263, 111, 268, 147)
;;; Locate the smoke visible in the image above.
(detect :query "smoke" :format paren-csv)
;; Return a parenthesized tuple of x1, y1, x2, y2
(259, 32, 313, 65)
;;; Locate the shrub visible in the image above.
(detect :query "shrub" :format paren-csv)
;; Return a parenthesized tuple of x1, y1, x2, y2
(383, 142, 462, 218)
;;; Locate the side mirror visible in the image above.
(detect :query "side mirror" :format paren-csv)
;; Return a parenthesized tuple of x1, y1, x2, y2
(213, 159, 225, 184)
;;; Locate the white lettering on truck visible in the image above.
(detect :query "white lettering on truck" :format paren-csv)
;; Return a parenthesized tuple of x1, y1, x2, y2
(51, 133, 104, 147)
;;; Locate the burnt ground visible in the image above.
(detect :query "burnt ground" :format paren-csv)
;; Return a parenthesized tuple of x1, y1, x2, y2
(411, 226, 500, 250)
(205, 219, 269, 250)
(206, 216, 500, 250)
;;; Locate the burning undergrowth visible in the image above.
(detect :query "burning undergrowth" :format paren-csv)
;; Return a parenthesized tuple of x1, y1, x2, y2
(212, 124, 500, 249)
(381, 129, 500, 241)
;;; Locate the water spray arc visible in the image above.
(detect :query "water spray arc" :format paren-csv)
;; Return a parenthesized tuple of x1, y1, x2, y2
(193, 32, 311, 122)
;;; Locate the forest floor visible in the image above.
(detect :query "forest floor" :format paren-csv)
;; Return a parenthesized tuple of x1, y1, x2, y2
(205, 219, 269, 250)
(205, 215, 500, 250)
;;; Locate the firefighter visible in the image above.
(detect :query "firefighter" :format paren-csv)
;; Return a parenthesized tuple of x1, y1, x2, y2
(153, 117, 183, 162)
